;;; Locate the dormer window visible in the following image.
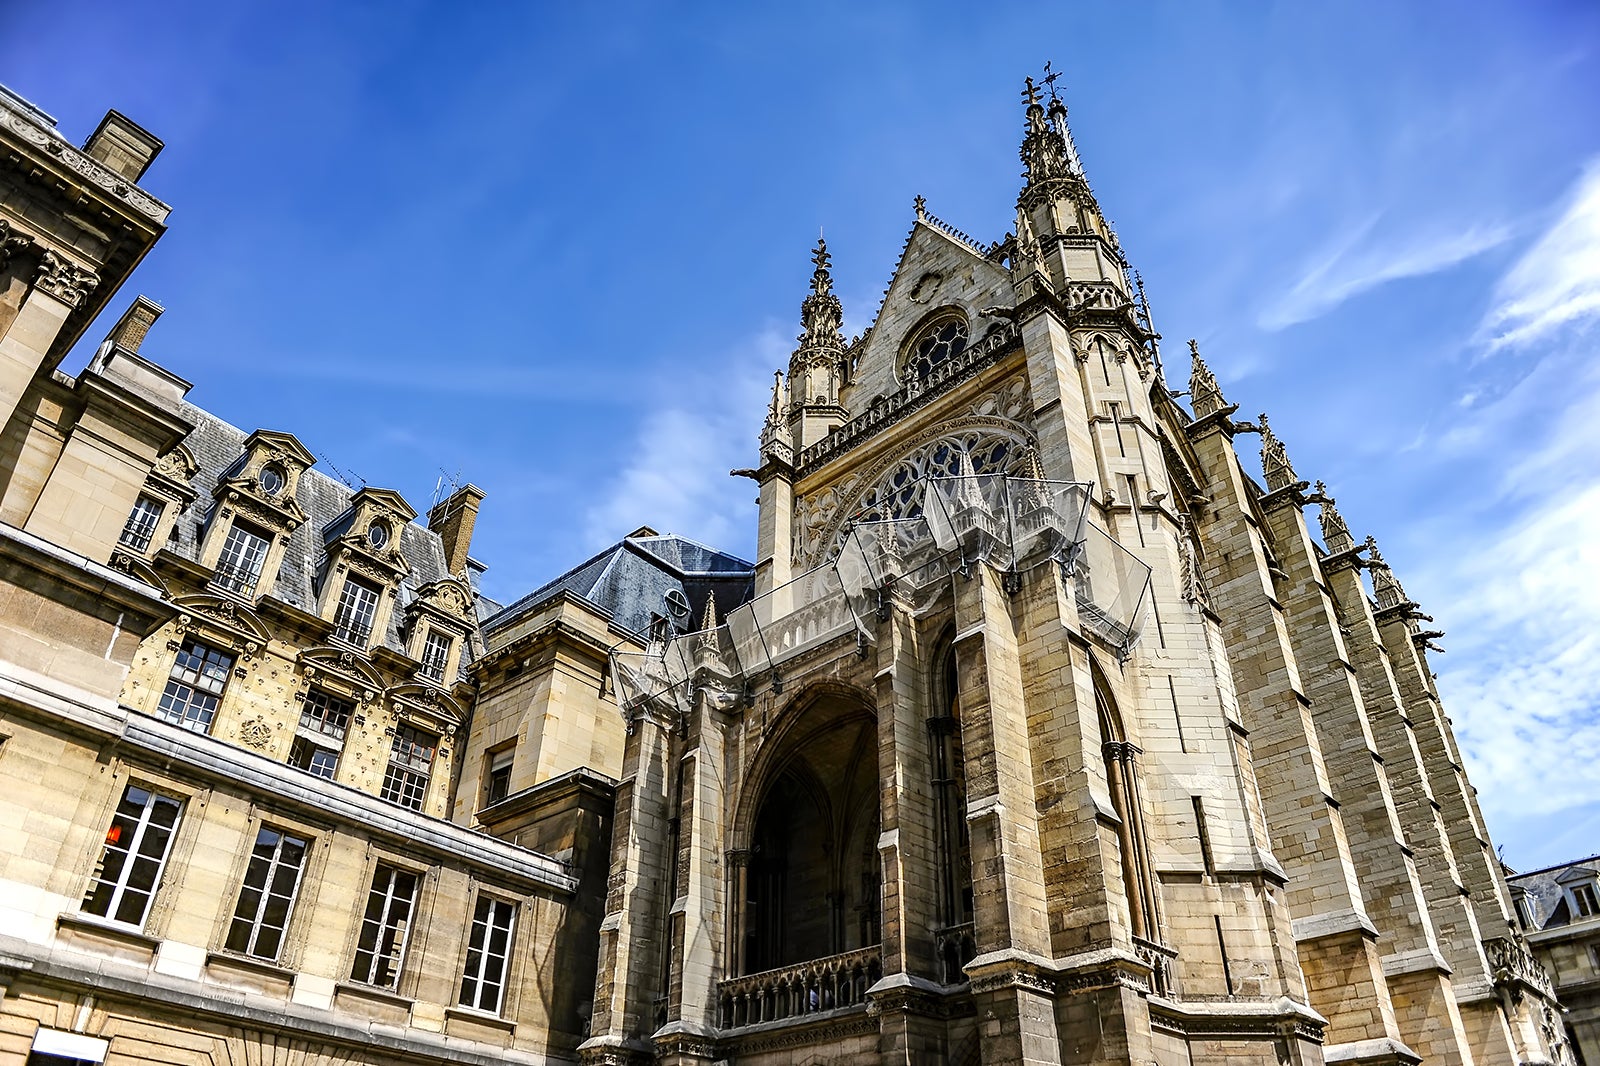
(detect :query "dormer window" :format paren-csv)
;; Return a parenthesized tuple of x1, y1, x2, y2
(332, 576, 381, 647)
(904, 314, 969, 381)
(119, 494, 164, 553)
(1575, 882, 1600, 919)
(215, 521, 271, 597)
(419, 629, 452, 683)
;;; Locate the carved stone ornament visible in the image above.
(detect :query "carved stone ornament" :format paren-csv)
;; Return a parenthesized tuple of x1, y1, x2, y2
(238, 715, 273, 750)
(0, 219, 32, 270)
(1176, 513, 1210, 609)
(0, 100, 170, 222)
(33, 251, 100, 309)
(154, 444, 199, 484)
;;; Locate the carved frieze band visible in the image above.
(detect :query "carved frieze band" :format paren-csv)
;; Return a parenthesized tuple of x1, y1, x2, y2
(0, 99, 172, 222)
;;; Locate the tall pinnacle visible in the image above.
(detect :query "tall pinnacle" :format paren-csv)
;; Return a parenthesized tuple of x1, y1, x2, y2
(1364, 536, 1408, 610)
(1019, 75, 1077, 187)
(1188, 340, 1230, 419)
(1314, 482, 1355, 554)
(1258, 413, 1299, 492)
(798, 237, 844, 350)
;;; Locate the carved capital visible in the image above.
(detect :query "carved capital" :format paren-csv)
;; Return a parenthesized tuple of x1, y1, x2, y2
(33, 250, 100, 308)
(0, 219, 32, 271)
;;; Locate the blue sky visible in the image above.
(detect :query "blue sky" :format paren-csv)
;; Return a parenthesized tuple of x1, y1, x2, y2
(5, 2, 1598, 870)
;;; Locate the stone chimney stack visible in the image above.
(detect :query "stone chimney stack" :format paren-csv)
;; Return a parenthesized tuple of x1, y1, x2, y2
(82, 109, 163, 182)
(428, 483, 485, 576)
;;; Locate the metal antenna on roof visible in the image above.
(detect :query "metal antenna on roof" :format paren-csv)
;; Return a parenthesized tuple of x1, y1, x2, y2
(318, 452, 365, 491)
(431, 467, 463, 510)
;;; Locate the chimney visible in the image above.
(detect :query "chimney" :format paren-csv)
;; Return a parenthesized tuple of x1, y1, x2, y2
(107, 295, 163, 353)
(428, 484, 485, 576)
(83, 109, 163, 182)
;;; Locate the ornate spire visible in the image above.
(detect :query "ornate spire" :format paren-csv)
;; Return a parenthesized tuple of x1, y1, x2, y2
(798, 237, 844, 350)
(1019, 75, 1075, 187)
(697, 589, 719, 639)
(1188, 340, 1229, 419)
(1315, 482, 1355, 554)
(1258, 413, 1299, 492)
(1364, 536, 1408, 610)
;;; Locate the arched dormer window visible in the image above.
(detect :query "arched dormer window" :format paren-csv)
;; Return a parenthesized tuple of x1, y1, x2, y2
(902, 312, 969, 382)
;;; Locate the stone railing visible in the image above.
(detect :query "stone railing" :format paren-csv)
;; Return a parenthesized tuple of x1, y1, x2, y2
(718, 947, 882, 1029)
(934, 922, 977, 985)
(1134, 936, 1178, 999)
(797, 321, 1023, 475)
(1485, 935, 1555, 1001)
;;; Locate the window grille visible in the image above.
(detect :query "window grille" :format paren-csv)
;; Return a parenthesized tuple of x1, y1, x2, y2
(118, 495, 163, 552)
(332, 577, 380, 647)
(81, 784, 182, 927)
(224, 826, 308, 961)
(155, 640, 234, 732)
(350, 864, 419, 989)
(459, 895, 515, 1014)
(214, 521, 270, 596)
(905, 316, 969, 381)
(381, 724, 436, 811)
(419, 629, 452, 682)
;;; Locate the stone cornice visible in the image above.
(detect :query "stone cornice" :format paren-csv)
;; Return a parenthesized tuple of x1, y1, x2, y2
(0, 95, 171, 224)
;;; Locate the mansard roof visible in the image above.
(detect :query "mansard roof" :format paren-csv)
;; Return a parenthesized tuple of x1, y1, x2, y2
(484, 532, 754, 641)
(167, 404, 460, 657)
(1506, 853, 1600, 931)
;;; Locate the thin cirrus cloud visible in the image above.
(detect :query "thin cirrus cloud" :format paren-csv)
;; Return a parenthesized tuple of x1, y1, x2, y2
(1258, 217, 1511, 332)
(1479, 157, 1600, 351)
(1411, 161, 1600, 867)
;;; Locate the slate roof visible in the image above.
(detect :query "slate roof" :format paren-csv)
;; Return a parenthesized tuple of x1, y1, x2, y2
(1507, 854, 1600, 931)
(484, 533, 755, 641)
(168, 404, 461, 659)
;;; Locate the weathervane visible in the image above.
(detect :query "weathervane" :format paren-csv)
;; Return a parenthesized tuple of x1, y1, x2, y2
(1042, 61, 1063, 102)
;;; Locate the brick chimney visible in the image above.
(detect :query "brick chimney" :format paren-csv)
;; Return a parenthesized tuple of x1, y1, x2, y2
(428, 484, 485, 576)
(107, 295, 163, 353)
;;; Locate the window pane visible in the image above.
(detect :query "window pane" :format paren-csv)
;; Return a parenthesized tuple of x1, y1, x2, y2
(154, 641, 234, 732)
(332, 578, 380, 646)
(81, 785, 183, 929)
(119, 495, 164, 552)
(215, 522, 270, 595)
(227, 826, 308, 960)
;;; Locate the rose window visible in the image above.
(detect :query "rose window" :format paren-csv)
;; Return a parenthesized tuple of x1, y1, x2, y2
(905, 317, 969, 381)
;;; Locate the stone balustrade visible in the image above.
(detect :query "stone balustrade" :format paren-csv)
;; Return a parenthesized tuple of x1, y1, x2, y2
(934, 922, 977, 985)
(1484, 935, 1555, 1000)
(718, 946, 882, 1029)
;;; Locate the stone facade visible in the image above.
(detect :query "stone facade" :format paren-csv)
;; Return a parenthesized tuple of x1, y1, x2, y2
(1507, 857, 1600, 1066)
(0, 75, 1576, 1066)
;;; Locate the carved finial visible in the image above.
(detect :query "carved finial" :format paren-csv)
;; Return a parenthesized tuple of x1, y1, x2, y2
(955, 447, 986, 509)
(698, 590, 719, 637)
(1019, 72, 1074, 185)
(1022, 76, 1041, 108)
(1364, 536, 1408, 610)
(797, 236, 844, 350)
(1187, 339, 1229, 419)
(1258, 413, 1299, 492)
(1315, 482, 1355, 554)
(914, 194, 927, 220)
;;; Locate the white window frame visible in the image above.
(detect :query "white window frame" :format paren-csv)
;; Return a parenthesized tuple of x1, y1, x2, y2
(1572, 881, 1600, 920)
(381, 724, 437, 811)
(80, 784, 183, 928)
(419, 628, 452, 683)
(224, 825, 310, 962)
(118, 494, 164, 553)
(350, 863, 420, 990)
(155, 639, 234, 732)
(214, 520, 271, 596)
(458, 893, 516, 1014)
(332, 576, 381, 647)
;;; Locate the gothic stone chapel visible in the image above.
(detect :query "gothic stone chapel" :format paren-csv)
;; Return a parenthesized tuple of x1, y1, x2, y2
(0, 72, 1570, 1066)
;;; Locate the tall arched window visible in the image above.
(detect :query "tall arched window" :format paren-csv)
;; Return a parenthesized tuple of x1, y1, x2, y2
(1095, 670, 1161, 948)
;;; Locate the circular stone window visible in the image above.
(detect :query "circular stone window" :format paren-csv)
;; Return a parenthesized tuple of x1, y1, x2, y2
(367, 520, 391, 550)
(904, 315, 969, 381)
(258, 464, 285, 495)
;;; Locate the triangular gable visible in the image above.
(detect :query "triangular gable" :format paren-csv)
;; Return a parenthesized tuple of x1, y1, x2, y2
(846, 218, 1014, 410)
(1554, 865, 1599, 885)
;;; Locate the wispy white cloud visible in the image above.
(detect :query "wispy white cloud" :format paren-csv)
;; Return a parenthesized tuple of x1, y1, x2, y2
(580, 328, 784, 555)
(1259, 217, 1510, 331)
(1480, 158, 1600, 350)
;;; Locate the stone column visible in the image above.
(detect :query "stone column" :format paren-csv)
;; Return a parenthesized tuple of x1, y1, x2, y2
(581, 702, 677, 1066)
(0, 251, 95, 427)
(952, 563, 1062, 1066)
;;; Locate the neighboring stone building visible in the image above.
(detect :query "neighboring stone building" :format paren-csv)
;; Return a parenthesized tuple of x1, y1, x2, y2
(0, 74, 1575, 1066)
(1508, 857, 1600, 1064)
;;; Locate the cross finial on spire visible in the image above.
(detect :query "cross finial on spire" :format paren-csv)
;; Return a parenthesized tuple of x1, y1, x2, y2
(1187, 339, 1230, 419)
(1258, 412, 1299, 492)
(1022, 76, 1040, 107)
(1314, 482, 1355, 554)
(913, 194, 927, 220)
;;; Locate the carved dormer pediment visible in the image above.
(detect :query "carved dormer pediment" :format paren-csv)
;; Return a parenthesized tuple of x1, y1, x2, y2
(172, 593, 271, 652)
(1554, 865, 1599, 886)
(385, 682, 466, 734)
(404, 576, 476, 629)
(150, 442, 198, 496)
(297, 644, 384, 697)
(216, 429, 316, 533)
(323, 486, 416, 585)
